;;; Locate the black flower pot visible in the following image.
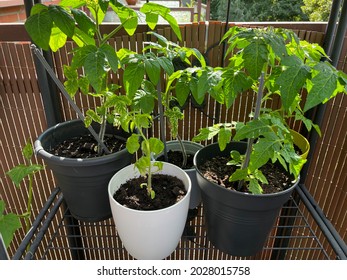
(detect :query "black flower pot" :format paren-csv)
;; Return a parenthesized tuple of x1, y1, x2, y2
(194, 141, 298, 256)
(34, 119, 133, 222)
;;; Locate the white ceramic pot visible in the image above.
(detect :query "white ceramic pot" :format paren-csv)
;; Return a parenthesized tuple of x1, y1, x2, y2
(108, 161, 191, 260)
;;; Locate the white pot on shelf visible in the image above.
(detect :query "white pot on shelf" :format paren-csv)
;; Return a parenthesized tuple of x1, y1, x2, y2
(108, 161, 191, 260)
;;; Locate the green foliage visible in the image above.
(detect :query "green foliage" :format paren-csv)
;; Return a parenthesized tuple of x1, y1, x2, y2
(301, 0, 333, 21)
(25, 0, 183, 154)
(1, 140, 44, 249)
(193, 26, 347, 194)
(211, 0, 308, 22)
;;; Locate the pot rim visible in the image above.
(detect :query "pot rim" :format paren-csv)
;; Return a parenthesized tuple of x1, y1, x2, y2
(108, 161, 192, 214)
(34, 119, 130, 166)
(193, 141, 299, 198)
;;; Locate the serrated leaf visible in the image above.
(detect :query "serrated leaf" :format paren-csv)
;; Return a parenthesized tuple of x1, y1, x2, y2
(243, 39, 268, 79)
(71, 45, 97, 68)
(222, 69, 252, 108)
(100, 44, 119, 73)
(277, 60, 310, 111)
(304, 62, 339, 112)
(249, 137, 280, 172)
(48, 5, 75, 38)
(234, 119, 272, 141)
(71, 8, 96, 37)
(86, 109, 102, 124)
(133, 90, 155, 114)
(25, 10, 53, 51)
(123, 63, 145, 99)
(84, 50, 107, 93)
(22, 140, 33, 161)
(192, 126, 220, 142)
(126, 134, 140, 154)
(6, 164, 44, 188)
(254, 169, 268, 184)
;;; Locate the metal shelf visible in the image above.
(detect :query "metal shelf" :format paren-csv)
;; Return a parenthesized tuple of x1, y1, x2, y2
(13, 184, 347, 260)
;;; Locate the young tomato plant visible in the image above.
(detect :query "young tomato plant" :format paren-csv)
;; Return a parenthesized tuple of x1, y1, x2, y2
(1, 140, 44, 248)
(193, 26, 347, 194)
(25, 0, 183, 154)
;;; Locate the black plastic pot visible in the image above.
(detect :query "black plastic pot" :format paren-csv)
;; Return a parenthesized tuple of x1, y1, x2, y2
(193, 142, 298, 256)
(34, 119, 133, 222)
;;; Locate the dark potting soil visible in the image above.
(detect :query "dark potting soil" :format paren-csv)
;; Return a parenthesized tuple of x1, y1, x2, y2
(157, 150, 194, 169)
(199, 156, 294, 194)
(114, 174, 187, 211)
(50, 134, 126, 158)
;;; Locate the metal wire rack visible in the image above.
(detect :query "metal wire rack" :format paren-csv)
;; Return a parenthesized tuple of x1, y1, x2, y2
(13, 184, 347, 260)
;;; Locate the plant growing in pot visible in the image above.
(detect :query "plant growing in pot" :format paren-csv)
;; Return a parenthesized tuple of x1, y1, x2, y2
(192, 26, 347, 256)
(107, 32, 209, 259)
(24, 0, 184, 222)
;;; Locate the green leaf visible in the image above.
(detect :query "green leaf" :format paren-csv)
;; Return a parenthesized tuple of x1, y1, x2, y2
(126, 134, 140, 154)
(217, 127, 232, 151)
(135, 156, 150, 175)
(148, 138, 164, 155)
(85, 109, 102, 124)
(22, 140, 33, 161)
(0, 201, 21, 248)
(71, 8, 96, 37)
(110, 2, 138, 36)
(157, 57, 174, 76)
(304, 62, 339, 112)
(144, 58, 161, 85)
(175, 76, 190, 107)
(25, 10, 53, 51)
(48, 5, 75, 38)
(243, 39, 268, 79)
(60, 0, 85, 8)
(234, 119, 272, 141)
(192, 126, 220, 142)
(30, 3, 48, 15)
(123, 63, 145, 99)
(249, 137, 279, 172)
(100, 44, 119, 73)
(71, 45, 97, 68)
(7, 164, 44, 188)
(229, 168, 248, 182)
(254, 169, 268, 184)
(49, 26, 68, 52)
(84, 50, 107, 93)
(277, 59, 310, 111)
(249, 178, 263, 194)
(140, 3, 181, 40)
(222, 69, 252, 109)
(133, 90, 156, 114)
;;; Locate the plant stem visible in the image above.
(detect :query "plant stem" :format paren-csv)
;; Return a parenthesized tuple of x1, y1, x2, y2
(177, 134, 187, 168)
(157, 84, 168, 162)
(238, 72, 265, 190)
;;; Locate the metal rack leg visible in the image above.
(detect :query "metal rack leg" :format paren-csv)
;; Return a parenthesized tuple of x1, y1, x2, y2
(63, 202, 85, 260)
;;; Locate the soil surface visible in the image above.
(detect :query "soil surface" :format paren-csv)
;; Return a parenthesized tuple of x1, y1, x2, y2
(157, 150, 194, 169)
(199, 156, 294, 194)
(114, 174, 187, 210)
(50, 134, 126, 158)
